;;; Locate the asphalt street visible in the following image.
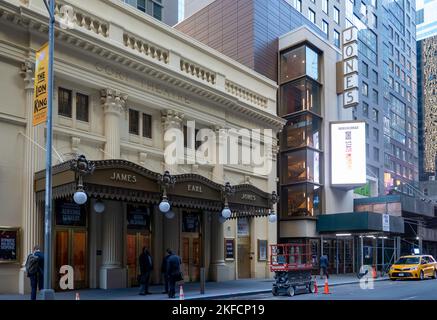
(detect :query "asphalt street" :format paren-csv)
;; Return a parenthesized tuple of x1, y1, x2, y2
(218, 278, 437, 300)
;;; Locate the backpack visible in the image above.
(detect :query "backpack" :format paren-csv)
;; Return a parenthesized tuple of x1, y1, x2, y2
(25, 254, 39, 275)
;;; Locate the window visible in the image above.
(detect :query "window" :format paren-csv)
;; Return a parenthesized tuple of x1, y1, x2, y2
(282, 114, 322, 150)
(280, 78, 321, 116)
(129, 109, 139, 135)
(389, 59, 394, 72)
(280, 184, 321, 218)
(281, 150, 321, 184)
(362, 82, 368, 96)
(366, 143, 369, 158)
(153, 2, 162, 20)
(372, 89, 378, 104)
(334, 30, 340, 48)
(76, 93, 89, 122)
(366, 123, 369, 138)
(322, 0, 329, 14)
(372, 108, 379, 122)
(362, 62, 368, 77)
(58, 87, 72, 118)
(322, 20, 329, 36)
(373, 127, 379, 142)
(296, 0, 302, 12)
(280, 45, 319, 83)
(363, 102, 369, 117)
(142, 113, 152, 138)
(308, 9, 316, 24)
(360, 1, 367, 16)
(372, 70, 378, 84)
(373, 147, 379, 161)
(334, 7, 340, 24)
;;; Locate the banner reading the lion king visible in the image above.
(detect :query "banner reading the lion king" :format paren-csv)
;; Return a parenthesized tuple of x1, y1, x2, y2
(33, 43, 49, 126)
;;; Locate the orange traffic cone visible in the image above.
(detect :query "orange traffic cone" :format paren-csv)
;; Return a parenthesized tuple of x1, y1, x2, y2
(313, 277, 318, 294)
(179, 285, 184, 300)
(372, 267, 377, 279)
(75, 292, 80, 300)
(323, 277, 331, 294)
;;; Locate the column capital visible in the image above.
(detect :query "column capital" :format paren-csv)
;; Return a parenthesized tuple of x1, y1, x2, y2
(100, 88, 128, 116)
(161, 109, 185, 130)
(20, 60, 34, 91)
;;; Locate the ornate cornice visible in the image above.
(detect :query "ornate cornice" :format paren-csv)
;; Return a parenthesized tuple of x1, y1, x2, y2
(20, 59, 34, 90)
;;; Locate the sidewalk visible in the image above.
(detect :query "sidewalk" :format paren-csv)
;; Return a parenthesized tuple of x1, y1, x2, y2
(0, 274, 388, 300)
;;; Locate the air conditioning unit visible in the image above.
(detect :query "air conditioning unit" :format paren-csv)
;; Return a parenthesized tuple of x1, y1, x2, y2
(430, 176, 436, 181)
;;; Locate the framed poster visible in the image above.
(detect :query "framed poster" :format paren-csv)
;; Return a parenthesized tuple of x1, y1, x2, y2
(257, 239, 267, 261)
(127, 204, 151, 230)
(0, 227, 20, 263)
(182, 211, 200, 233)
(224, 238, 235, 260)
(55, 199, 87, 227)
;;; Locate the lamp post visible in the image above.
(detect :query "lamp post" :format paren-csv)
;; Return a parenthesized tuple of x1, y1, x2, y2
(221, 182, 235, 219)
(70, 155, 95, 205)
(158, 171, 176, 214)
(39, 0, 55, 300)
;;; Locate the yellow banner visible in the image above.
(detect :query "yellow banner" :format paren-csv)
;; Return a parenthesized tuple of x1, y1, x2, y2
(33, 43, 49, 126)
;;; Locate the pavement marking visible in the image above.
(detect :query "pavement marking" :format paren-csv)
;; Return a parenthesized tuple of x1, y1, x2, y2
(401, 296, 417, 300)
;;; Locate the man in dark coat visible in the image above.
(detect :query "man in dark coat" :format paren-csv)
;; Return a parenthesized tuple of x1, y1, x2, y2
(161, 248, 171, 294)
(320, 254, 329, 279)
(26, 245, 44, 300)
(166, 250, 182, 298)
(138, 248, 153, 295)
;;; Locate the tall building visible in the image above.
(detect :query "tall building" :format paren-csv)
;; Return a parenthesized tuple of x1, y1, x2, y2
(123, 0, 180, 26)
(417, 0, 437, 180)
(416, 0, 437, 41)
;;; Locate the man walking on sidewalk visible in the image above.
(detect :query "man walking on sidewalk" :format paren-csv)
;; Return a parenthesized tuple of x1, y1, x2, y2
(161, 248, 171, 294)
(320, 254, 329, 279)
(166, 250, 182, 299)
(26, 245, 44, 300)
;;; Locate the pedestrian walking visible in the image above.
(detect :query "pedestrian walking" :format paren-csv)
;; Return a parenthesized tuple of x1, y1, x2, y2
(166, 250, 182, 299)
(320, 254, 329, 279)
(138, 248, 153, 295)
(161, 248, 171, 294)
(25, 245, 44, 300)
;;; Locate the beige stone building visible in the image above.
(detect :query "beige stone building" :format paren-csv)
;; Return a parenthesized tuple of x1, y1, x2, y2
(0, 0, 284, 294)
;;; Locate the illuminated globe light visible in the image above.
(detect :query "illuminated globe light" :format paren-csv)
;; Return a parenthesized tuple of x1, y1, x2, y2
(73, 191, 87, 205)
(165, 211, 175, 219)
(159, 199, 170, 213)
(219, 216, 227, 224)
(268, 212, 277, 223)
(94, 200, 105, 213)
(221, 207, 231, 219)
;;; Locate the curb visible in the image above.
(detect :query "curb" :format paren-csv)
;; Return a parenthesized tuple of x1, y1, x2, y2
(188, 278, 390, 300)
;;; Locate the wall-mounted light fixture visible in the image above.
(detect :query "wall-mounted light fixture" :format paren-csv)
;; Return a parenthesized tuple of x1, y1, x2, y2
(268, 191, 279, 223)
(158, 170, 176, 214)
(70, 155, 95, 205)
(221, 182, 235, 219)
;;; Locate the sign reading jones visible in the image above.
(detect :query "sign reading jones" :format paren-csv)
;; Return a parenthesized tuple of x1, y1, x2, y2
(342, 27, 359, 108)
(331, 121, 366, 186)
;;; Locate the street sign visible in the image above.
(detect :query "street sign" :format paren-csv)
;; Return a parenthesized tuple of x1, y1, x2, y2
(33, 43, 49, 126)
(383, 213, 390, 232)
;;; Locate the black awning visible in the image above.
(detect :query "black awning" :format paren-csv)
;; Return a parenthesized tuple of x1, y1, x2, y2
(316, 211, 404, 234)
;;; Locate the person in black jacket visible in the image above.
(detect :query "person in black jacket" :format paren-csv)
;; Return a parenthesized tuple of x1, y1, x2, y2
(26, 245, 44, 300)
(138, 248, 153, 295)
(166, 250, 182, 298)
(161, 248, 171, 294)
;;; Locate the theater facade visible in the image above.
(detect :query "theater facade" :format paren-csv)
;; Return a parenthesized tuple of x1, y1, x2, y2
(0, 0, 284, 293)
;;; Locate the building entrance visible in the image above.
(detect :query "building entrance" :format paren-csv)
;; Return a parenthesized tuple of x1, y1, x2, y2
(181, 210, 202, 282)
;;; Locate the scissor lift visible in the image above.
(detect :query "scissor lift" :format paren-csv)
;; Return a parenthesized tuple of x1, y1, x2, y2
(270, 243, 315, 297)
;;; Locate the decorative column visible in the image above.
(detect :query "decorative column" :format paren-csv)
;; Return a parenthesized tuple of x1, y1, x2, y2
(212, 125, 224, 184)
(101, 89, 127, 159)
(161, 110, 184, 173)
(99, 201, 125, 289)
(19, 61, 42, 294)
(210, 213, 227, 281)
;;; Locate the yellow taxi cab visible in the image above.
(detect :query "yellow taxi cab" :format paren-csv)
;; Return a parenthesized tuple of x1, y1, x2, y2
(389, 255, 437, 280)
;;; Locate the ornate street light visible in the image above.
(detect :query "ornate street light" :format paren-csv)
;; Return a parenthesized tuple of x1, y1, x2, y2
(70, 155, 95, 205)
(268, 191, 279, 223)
(158, 170, 176, 214)
(221, 182, 235, 219)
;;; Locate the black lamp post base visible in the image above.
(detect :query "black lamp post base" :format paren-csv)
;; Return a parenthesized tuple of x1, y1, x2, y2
(40, 289, 55, 300)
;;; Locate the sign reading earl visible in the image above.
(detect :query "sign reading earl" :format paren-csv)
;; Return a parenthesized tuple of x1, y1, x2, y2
(33, 43, 49, 126)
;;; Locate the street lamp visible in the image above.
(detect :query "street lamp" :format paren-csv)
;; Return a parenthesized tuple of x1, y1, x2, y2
(268, 191, 279, 223)
(158, 171, 176, 214)
(221, 182, 235, 219)
(71, 155, 95, 205)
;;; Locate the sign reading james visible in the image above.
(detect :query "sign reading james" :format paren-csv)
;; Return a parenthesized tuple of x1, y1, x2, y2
(342, 27, 359, 108)
(33, 43, 49, 126)
(109, 171, 137, 183)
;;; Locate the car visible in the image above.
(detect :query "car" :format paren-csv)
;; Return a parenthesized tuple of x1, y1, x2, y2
(389, 255, 437, 280)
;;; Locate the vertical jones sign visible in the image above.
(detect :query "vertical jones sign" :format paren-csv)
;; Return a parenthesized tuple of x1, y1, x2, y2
(342, 27, 359, 108)
(33, 43, 49, 126)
